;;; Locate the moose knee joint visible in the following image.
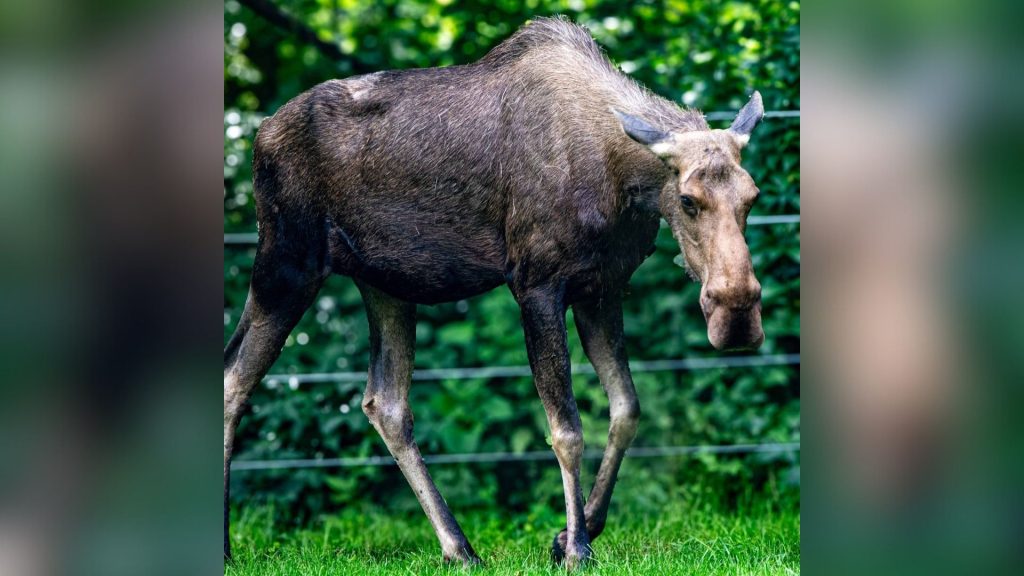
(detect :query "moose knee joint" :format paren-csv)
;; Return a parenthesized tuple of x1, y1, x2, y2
(609, 399, 640, 444)
(552, 428, 584, 464)
(363, 396, 414, 445)
(224, 371, 248, 424)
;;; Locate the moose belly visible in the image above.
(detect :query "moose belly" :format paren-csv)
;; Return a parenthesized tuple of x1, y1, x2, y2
(327, 219, 507, 304)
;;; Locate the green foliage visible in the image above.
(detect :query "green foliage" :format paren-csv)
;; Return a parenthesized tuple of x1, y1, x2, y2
(225, 0, 800, 521)
(226, 496, 800, 575)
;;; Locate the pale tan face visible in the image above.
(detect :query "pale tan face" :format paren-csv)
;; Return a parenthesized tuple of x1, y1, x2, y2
(614, 92, 765, 349)
(657, 129, 764, 350)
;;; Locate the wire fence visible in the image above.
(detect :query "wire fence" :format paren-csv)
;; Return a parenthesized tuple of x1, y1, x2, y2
(264, 353, 800, 387)
(705, 109, 800, 121)
(225, 214, 800, 246)
(240, 354, 801, 472)
(227, 108, 801, 473)
(232, 442, 800, 471)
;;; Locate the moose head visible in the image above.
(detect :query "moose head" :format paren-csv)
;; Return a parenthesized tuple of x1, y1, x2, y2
(616, 92, 766, 350)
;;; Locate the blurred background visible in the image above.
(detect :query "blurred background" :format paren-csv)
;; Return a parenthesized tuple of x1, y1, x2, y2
(223, 0, 801, 525)
(802, 1, 1024, 574)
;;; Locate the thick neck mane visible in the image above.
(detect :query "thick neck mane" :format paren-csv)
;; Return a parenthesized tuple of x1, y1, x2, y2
(480, 17, 708, 134)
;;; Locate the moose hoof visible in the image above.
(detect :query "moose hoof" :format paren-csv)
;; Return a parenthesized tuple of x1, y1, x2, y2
(551, 530, 592, 568)
(551, 530, 568, 563)
(442, 550, 483, 569)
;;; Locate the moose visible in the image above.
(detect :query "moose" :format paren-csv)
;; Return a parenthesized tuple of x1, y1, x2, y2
(224, 17, 766, 567)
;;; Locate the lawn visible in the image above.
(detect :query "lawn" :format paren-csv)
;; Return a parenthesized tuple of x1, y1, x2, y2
(226, 499, 799, 575)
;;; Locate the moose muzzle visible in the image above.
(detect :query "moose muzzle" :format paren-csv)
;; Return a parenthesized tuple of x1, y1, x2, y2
(701, 276, 764, 351)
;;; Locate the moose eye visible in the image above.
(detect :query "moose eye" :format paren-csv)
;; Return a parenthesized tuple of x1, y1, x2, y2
(680, 195, 698, 214)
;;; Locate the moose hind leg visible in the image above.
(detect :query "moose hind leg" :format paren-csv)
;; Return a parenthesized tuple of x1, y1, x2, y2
(553, 296, 640, 560)
(357, 282, 481, 566)
(224, 244, 325, 559)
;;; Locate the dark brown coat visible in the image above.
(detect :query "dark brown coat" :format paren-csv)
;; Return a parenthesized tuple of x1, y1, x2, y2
(225, 17, 765, 567)
(250, 18, 707, 305)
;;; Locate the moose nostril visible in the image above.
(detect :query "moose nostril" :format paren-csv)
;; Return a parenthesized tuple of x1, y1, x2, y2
(704, 282, 727, 306)
(705, 278, 760, 308)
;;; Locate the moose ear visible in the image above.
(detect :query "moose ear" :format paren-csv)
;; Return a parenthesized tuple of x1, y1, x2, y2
(614, 110, 673, 154)
(728, 91, 764, 148)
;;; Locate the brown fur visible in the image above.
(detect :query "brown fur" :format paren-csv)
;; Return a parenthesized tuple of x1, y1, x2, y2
(225, 17, 765, 567)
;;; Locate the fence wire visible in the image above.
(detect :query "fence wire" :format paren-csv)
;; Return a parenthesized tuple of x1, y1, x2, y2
(226, 214, 799, 246)
(232, 442, 800, 471)
(264, 353, 799, 387)
(705, 109, 800, 121)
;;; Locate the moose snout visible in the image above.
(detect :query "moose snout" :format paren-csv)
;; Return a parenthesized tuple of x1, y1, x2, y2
(701, 276, 762, 312)
(701, 276, 764, 351)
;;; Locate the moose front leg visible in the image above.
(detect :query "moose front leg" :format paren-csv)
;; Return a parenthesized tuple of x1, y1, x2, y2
(357, 283, 481, 566)
(516, 288, 592, 567)
(552, 296, 640, 559)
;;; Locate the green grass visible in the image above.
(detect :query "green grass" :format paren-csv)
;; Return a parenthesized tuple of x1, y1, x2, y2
(226, 499, 799, 575)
